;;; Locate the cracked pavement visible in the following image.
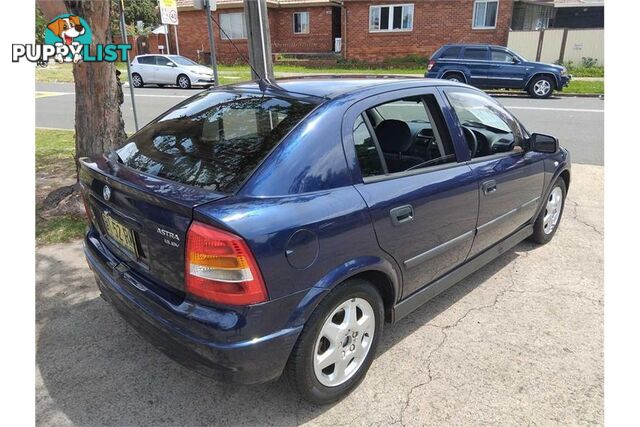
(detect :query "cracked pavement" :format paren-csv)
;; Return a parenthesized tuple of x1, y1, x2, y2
(36, 164, 603, 426)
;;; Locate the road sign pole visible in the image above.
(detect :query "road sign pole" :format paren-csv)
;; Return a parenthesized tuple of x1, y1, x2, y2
(119, 0, 139, 132)
(173, 24, 180, 54)
(164, 25, 170, 54)
(205, 0, 219, 85)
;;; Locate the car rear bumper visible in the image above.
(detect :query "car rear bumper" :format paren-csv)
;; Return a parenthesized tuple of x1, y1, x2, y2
(84, 233, 302, 384)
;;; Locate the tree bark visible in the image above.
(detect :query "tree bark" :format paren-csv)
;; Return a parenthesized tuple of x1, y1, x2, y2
(37, 0, 127, 165)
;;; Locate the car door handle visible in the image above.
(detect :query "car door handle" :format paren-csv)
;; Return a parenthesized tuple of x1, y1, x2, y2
(482, 180, 497, 195)
(390, 205, 414, 226)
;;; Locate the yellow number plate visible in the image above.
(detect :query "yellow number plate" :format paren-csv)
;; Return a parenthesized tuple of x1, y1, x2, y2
(102, 213, 138, 256)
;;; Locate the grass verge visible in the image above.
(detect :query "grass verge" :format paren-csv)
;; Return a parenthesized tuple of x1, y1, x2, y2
(36, 129, 86, 245)
(564, 80, 604, 94)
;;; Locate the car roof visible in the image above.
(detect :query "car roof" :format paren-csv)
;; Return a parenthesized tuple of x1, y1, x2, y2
(223, 76, 468, 100)
(440, 43, 504, 49)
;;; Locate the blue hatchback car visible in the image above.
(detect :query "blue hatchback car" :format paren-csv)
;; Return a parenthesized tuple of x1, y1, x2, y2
(426, 44, 571, 98)
(81, 77, 570, 404)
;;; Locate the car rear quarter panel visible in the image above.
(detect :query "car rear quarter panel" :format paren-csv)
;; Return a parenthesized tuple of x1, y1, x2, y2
(195, 188, 402, 303)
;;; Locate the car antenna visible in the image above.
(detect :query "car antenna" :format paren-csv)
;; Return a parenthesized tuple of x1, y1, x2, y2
(208, 10, 270, 92)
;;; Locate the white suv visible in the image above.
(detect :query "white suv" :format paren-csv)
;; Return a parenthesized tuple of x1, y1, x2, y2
(130, 54, 215, 89)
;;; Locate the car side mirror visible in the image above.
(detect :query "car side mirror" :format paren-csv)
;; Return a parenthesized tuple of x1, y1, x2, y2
(512, 57, 520, 64)
(530, 133, 559, 153)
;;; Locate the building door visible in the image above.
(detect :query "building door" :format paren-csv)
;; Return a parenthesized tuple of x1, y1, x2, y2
(331, 6, 342, 51)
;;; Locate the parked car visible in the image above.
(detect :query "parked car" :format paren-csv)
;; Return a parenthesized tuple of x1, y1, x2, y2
(129, 54, 215, 89)
(426, 44, 571, 98)
(80, 77, 570, 404)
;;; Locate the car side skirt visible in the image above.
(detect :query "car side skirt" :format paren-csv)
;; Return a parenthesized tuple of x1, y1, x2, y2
(391, 224, 533, 322)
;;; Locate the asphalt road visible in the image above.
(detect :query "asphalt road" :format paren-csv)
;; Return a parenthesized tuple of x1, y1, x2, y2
(36, 82, 604, 166)
(36, 164, 603, 425)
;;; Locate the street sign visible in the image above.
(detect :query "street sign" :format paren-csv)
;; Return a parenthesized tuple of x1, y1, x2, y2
(159, 0, 179, 26)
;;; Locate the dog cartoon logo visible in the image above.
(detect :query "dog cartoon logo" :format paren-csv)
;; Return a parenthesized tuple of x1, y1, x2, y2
(44, 14, 92, 63)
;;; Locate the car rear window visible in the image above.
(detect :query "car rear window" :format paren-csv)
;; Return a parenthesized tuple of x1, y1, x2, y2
(116, 92, 317, 193)
(440, 46, 461, 59)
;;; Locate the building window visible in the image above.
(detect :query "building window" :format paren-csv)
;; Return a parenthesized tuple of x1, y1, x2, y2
(472, 0, 499, 29)
(220, 12, 247, 40)
(369, 4, 414, 32)
(293, 12, 310, 34)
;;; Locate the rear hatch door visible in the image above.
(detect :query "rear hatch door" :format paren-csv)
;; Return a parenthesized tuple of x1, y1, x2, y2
(80, 156, 226, 293)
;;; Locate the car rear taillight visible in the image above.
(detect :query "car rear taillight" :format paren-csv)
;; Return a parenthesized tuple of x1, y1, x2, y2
(427, 60, 435, 72)
(185, 221, 268, 306)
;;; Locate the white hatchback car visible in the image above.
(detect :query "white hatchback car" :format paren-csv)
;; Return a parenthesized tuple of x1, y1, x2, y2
(130, 54, 215, 89)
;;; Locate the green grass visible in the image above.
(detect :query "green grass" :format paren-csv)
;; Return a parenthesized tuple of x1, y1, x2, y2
(564, 80, 604, 94)
(36, 128, 76, 176)
(36, 214, 87, 245)
(36, 129, 86, 245)
(566, 66, 604, 78)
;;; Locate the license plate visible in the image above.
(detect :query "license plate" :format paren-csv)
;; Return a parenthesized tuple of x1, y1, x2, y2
(102, 212, 138, 256)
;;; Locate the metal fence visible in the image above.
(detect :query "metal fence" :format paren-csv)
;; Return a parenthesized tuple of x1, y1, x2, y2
(507, 28, 604, 66)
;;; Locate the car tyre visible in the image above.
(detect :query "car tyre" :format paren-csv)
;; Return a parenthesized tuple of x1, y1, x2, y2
(131, 73, 144, 88)
(443, 72, 465, 83)
(284, 278, 384, 405)
(528, 75, 554, 99)
(177, 74, 191, 89)
(530, 177, 567, 244)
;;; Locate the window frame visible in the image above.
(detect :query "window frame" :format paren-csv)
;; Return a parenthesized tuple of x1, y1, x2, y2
(472, 0, 499, 30)
(439, 86, 527, 164)
(293, 11, 310, 34)
(369, 4, 414, 33)
(220, 12, 247, 40)
(341, 88, 467, 184)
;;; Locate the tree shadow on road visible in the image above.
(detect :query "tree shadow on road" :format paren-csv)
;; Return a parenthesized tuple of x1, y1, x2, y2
(36, 242, 531, 425)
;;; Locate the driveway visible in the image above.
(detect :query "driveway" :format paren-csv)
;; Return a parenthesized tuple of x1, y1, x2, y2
(36, 163, 603, 426)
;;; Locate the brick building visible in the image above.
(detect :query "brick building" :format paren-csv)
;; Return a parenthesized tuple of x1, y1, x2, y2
(172, 0, 514, 63)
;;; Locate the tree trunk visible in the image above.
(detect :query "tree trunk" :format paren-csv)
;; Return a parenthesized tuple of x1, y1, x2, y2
(37, 0, 127, 214)
(38, 0, 127, 164)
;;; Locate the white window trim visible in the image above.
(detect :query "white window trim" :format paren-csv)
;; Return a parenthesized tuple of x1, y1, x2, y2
(293, 11, 310, 34)
(472, 0, 499, 30)
(369, 4, 414, 33)
(220, 12, 247, 40)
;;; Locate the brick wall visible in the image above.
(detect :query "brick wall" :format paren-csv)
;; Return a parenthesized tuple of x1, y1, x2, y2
(176, 6, 335, 64)
(343, 0, 514, 62)
(271, 6, 335, 53)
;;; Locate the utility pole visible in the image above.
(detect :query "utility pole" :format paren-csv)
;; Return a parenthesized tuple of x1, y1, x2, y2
(243, 0, 274, 80)
(204, 0, 219, 85)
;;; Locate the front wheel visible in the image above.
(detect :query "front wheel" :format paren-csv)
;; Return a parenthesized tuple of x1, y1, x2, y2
(131, 73, 144, 88)
(284, 279, 384, 405)
(177, 74, 191, 89)
(528, 76, 554, 99)
(530, 178, 566, 244)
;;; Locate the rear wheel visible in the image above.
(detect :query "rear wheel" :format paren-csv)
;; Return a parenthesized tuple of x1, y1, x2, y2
(284, 279, 384, 405)
(131, 73, 144, 88)
(528, 75, 554, 98)
(530, 178, 566, 244)
(177, 74, 191, 89)
(443, 72, 465, 83)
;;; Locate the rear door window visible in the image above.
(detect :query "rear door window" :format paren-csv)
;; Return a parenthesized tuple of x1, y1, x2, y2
(462, 47, 488, 60)
(116, 93, 317, 192)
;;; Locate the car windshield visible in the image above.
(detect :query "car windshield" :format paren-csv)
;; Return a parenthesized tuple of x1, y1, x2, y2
(169, 56, 198, 66)
(116, 92, 317, 192)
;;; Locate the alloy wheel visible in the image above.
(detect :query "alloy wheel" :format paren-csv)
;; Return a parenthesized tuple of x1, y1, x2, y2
(543, 186, 563, 234)
(313, 297, 375, 387)
(534, 79, 551, 97)
(178, 76, 190, 89)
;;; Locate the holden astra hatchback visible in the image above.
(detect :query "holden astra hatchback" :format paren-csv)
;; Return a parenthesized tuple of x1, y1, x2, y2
(81, 77, 570, 404)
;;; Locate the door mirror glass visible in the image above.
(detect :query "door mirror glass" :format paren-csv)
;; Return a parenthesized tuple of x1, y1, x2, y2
(530, 133, 558, 153)
(512, 56, 520, 64)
